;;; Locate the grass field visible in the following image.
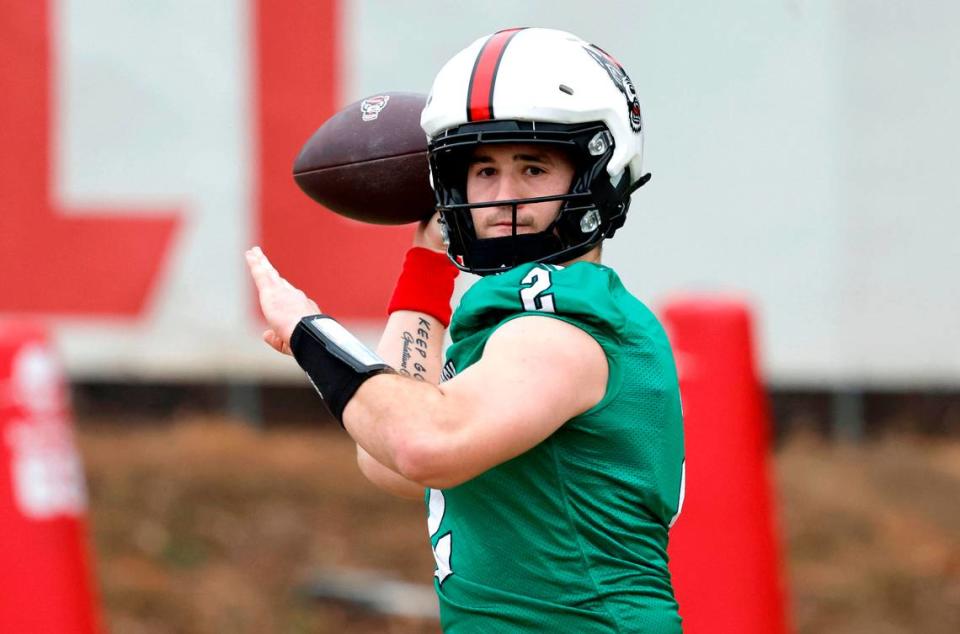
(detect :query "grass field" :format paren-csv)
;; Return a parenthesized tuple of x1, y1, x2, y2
(77, 418, 960, 633)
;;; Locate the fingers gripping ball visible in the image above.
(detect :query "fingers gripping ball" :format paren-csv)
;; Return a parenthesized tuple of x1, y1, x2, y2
(293, 92, 435, 225)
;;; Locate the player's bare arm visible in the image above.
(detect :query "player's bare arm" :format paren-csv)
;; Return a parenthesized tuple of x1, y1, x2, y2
(373, 212, 447, 384)
(355, 303, 444, 498)
(344, 313, 608, 488)
(354, 215, 448, 498)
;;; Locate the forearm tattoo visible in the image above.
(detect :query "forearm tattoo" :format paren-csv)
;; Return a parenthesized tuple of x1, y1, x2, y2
(399, 317, 431, 381)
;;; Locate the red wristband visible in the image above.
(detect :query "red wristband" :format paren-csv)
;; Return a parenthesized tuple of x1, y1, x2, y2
(387, 247, 459, 327)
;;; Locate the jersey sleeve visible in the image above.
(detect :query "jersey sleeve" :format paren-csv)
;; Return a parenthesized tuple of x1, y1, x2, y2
(450, 261, 630, 413)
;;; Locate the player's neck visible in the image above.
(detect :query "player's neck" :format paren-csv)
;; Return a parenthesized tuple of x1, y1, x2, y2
(561, 244, 602, 267)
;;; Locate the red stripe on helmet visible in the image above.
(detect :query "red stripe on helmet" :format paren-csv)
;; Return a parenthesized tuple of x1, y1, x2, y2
(466, 28, 525, 122)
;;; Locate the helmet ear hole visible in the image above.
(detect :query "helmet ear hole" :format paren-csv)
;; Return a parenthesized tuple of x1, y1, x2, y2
(580, 209, 601, 233)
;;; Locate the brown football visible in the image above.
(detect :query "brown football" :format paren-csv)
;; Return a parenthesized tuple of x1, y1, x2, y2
(292, 92, 435, 225)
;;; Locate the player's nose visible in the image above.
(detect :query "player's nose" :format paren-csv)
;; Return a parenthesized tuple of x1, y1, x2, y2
(493, 173, 523, 207)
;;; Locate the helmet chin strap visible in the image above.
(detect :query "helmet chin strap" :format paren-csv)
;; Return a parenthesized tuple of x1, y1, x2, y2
(464, 199, 561, 273)
(467, 232, 564, 273)
(628, 172, 652, 195)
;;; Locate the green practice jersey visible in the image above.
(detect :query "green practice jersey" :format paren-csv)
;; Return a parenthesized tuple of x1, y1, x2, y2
(428, 261, 685, 633)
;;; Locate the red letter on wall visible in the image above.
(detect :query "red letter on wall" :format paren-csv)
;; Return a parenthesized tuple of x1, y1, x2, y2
(0, 1, 180, 317)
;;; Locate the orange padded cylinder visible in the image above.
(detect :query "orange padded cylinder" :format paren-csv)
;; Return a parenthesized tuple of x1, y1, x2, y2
(662, 297, 789, 634)
(0, 321, 100, 633)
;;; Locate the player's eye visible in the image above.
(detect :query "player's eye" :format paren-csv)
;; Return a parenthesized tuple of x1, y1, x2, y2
(475, 166, 496, 178)
(524, 165, 546, 176)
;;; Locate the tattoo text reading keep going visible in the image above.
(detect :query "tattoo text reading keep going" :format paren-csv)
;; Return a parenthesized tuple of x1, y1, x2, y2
(399, 317, 431, 381)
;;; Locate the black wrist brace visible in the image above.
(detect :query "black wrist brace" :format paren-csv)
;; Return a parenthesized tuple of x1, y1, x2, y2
(289, 315, 395, 424)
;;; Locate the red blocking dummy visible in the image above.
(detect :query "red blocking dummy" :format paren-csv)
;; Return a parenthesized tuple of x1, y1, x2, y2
(662, 297, 789, 634)
(0, 321, 100, 633)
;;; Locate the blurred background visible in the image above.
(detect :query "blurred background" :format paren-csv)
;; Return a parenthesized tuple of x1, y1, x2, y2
(1, 0, 959, 632)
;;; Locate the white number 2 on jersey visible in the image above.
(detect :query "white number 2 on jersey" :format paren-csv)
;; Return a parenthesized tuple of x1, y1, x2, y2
(520, 266, 556, 312)
(428, 488, 453, 583)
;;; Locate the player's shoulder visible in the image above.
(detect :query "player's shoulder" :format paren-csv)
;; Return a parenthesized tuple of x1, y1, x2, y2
(450, 261, 655, 344)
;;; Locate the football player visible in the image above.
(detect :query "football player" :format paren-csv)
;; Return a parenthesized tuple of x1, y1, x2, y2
(247, 27, 685, 633)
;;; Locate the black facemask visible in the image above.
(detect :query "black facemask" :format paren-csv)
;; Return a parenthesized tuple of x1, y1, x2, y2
(428, 120, 649, 275)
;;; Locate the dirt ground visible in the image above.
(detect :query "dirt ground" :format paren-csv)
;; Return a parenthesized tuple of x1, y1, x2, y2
(75, 418, 960, 633)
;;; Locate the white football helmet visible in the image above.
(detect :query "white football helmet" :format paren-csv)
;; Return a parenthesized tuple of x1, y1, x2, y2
(421, 27, 650, 274)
